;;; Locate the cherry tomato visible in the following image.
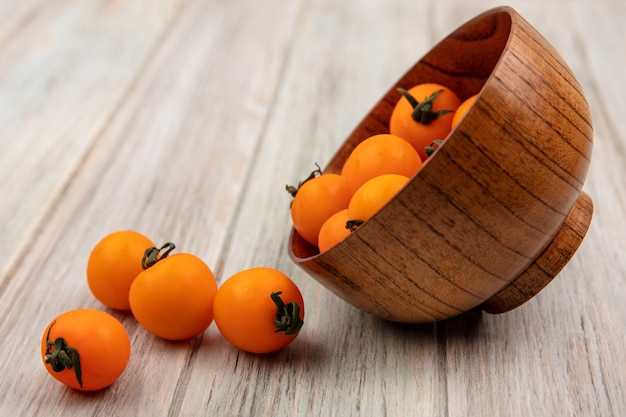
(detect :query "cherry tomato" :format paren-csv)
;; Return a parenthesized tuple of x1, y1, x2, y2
(289, 170, 352, 247)
(389, 83, 461, 160)
(87, 230, 155, 310)
(129, 243, 218, 340)
(451, 94, 478, 130)
(318, 208, 351, 252)
(213, 267, 304, 354)
(340, 134, 422, 195)
(347, 174, 409, 226)
(41, 309, 131, 391)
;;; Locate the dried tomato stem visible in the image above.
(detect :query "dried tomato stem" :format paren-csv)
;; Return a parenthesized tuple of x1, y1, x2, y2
(285, 163, 322, 198)
(142, 242, 176, 269)
(271, 292, 304, 335)
(44, 321, 83, 388)
(398, 88, 452, 125)
(425, 139, 445, 157)
(346, 219, 364, 232)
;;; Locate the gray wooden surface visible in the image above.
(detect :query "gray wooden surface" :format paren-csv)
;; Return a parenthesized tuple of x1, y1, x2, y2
(0, 0, 624, 416)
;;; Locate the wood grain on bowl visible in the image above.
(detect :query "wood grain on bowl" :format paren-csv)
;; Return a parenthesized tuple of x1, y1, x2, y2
(289, 6, 593, 323)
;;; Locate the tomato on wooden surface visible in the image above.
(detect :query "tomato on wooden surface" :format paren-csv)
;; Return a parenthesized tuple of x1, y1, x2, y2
(41, 309, 131, 391)
(213, 267, 304, 354)
(87, 230, 155, 310)
(389, 83, 461, 161)
(451, 94, 478, 130)
(317, 208, 351, 253)
(288, 168, 352, 247)
(340, 134, 422, 195)
(129, 243, 218, 340)
(347, 174, 409, 227)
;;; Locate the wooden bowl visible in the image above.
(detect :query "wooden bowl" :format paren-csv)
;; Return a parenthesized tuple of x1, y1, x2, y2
(288, 6, 593, 323)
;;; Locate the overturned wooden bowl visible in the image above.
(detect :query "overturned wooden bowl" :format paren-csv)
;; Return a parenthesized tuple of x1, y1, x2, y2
(288, 6, 593, 323)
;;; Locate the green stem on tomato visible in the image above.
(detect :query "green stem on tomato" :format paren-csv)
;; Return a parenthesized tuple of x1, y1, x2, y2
(44, 321, 83, 388)
(398, 88, 453, 125)
(271, 292, 304, 335)
(142, 242, 176, 269)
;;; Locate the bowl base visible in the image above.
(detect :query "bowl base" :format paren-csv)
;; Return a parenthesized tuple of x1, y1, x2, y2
(481, 191, 593, 314)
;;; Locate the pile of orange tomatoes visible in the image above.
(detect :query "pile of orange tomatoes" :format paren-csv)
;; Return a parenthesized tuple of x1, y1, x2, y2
(288, 83, 477, 253)
(42, 230, 305, 391)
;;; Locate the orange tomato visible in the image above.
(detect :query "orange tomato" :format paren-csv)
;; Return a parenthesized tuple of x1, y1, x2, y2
(389, 83, 461, 161)
(317, 208, 351, 252)
(87, 230, 155, 310)
(213, 267, 304, 354)
(289, 172, 351, 247)
(129, 244, 218, 340)
(340, 134, 422, 195)
(451, 94, 478, 130)
(347, 174, 409, 225)
(41, 309, 131, 391)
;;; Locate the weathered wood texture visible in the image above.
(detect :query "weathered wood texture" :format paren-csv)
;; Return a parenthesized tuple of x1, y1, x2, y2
(0, 0, 624, 416)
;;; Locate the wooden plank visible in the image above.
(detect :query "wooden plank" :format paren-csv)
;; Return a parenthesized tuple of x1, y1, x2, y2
(436, 1, 626, 416)
(0, 0, 624, 415)
(0, 0, 48, 45)
(176, 0, 446, 415)
(0, 0, 304, 415)
(0, 0, 183, 284)
(564, 2, 626, 415)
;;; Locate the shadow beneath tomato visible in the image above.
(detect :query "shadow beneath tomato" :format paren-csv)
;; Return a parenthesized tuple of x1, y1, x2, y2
(235, 334, 328, 368)
(63, 385, 110, 397)
(53, 376, 121, 401)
